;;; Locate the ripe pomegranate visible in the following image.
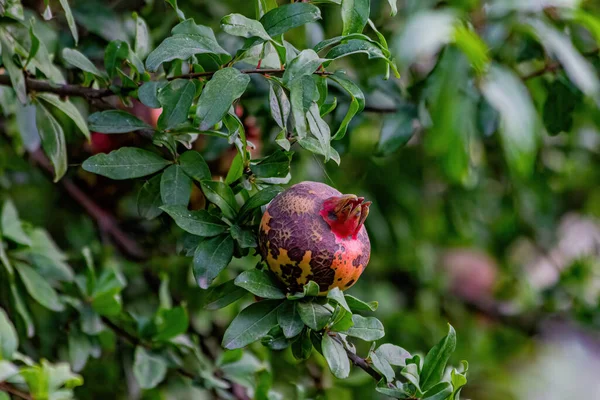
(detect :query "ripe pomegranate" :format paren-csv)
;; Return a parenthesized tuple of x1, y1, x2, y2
(259, 181, 371, 295)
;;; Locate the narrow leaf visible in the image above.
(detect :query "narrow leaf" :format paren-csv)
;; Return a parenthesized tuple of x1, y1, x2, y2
(193, 234, 234, 288)
(83, 148, 170, 180)
(160, 164, 192, 206)
(196, 68, 250, 130)
(160, 205, 228, 236)
(222, 300, 282, 349)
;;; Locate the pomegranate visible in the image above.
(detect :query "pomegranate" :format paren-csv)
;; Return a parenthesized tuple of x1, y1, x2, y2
(259, 181, 371, 295)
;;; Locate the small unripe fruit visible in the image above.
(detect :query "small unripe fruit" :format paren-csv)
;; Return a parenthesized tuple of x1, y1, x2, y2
(259, 181, 371, 295)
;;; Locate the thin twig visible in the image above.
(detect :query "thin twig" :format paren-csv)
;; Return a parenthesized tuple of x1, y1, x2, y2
(0, 75, 114, 99)
(522, 48, 599, 81)
(331, 334, 382, 382)
(0, 382, 33, 400)
(169, 67, 332, 81)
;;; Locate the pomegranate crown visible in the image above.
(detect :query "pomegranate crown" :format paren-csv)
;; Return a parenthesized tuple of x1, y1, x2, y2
(319, 194, 371, 239)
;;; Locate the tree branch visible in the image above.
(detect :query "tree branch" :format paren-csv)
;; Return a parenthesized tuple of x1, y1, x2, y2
(0, 382, 33, 400)
(169, 67, 332, 81)
(0, 75, 114, 99)
(331, 335, 383, 382)
(521, 48, 599, 81)
(0, 68, 331, 100)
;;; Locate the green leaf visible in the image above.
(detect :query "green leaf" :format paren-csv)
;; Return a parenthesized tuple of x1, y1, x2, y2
(91, 287, 122, 316)
(0, 35, 26, 104)
(224, 155, 243, 187)
(0, 360, 18, 382)
(341, 0, 370, 35)
(83, 148, 170, 180)
(375, 343, 411, 366)
(376, 108, 416, 156)
(200, 180, 239, 220)
(165, 0, 185, 20)
(326, 39, 387, 61)
(328, 72, 365, 140)
(234, 270, 285, 299)
(1, 0, 24, 20)
(290, 76, 317, 139)
(68, 329, 91, 372)
(277, 301, 304, 338)
(230, 225, 257, 248)
(402, 362, 421, 391)
(387, 0, 398, 16)
(370, 351, 394, 383)
(306, 103, 331, 160)
(238, 185, 283, 220)
(16, 262, 64, 311)
(342, 315, 384, 341)
(133, 347, 167, 389)
(250, 151, 292, 179)
(453, 25, 490, 75)
(25, 20, 40, 68)
(396, 10, 457, 67)
(160, 165, 192, 206)
(161, 205, 227, 236)
(61, 48, 107, 78)
(15, 103, 41, 153)
(327, 287, 351, 313)
(222, 300, 283, 349)
(35, 102, 67, 182)
(58, 0, 78, 44)
(480, 65, 541, 179)
(202, 279, 248, 310)
(420, 324, 457, 392)
(423, 382, 453, 400)
(376, 382, 411, 399)
(322, 334, 350, 379)
(256, 0, 278, 18)
(37, 93, 90, 139)
(221, 13, 271, 41)
(138, 81, 167, 109)
(196, 68, 250, 130)
(303, 281, 320, 297)
(283, 49, 325, 86)
(291, 329, 313, 360)
(1, 200, 31, 246)
(298, 301, 331, 331)
(261, 3, 321, 37)
(137, 174, 163, 219)
(154, 306, 189, 341)
(314, 33, 383, 54)
(193, 234, 234, 289)
(543, 79, 581, 135)
(329, 307, 354, 332)
(133, 13, 151, 58)
(269, 82, 290, 131)
(145, 34, 231, 72)
(179, 150, 211, 182)
(157, 79, 196, 130)
(451, 361, 468, 400)
(10, 282, 34, 337)
(88, 110, 151, 134)
(0, 308, 18, 360)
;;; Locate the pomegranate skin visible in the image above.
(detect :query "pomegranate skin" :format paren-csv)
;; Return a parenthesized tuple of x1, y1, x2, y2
(258, 181, 371, 294)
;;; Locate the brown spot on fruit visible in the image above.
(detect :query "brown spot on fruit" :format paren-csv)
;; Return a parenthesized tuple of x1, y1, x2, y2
(258, 181, 371, 295)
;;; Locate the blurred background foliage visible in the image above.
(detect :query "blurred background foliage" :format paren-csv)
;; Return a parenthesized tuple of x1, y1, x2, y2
(2, 0, 600, 399)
